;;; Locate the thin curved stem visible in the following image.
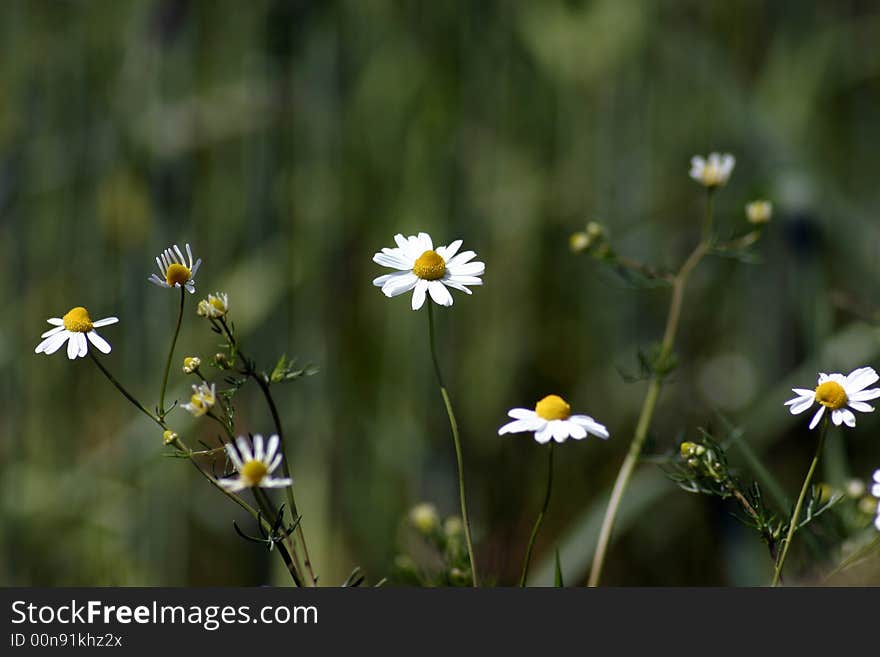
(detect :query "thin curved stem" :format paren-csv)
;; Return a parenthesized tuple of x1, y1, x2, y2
(427, 302, 478, 587)
(520, 443, 554, 587)
(588, 198, 712, 587)
(88, 351, 301, 584)
(217, 317, 317, 586)
(159, 287, 186, 420)
(772, 414, 829, 586)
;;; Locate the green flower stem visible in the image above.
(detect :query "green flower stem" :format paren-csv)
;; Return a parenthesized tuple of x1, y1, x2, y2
(588, 197, 713, 587)
(520, 443, 554, 587)
(427, 302, 478, 587)
(217, 317, 318, 587)
(159, 287, 186, 420)
(88, 351, 302, 584)
(772, 414, 830, 586)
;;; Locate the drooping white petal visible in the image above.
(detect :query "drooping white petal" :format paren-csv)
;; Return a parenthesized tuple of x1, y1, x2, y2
(87, 330, 112, 354)
(809, 406, 826, 430)
(67, 333, 80, 359)
(498, 419, 543, 435)
(411, 279, 428, 310)
(831, 409, 844, 426)
(788, 396, 815, 415)
(428, 280, 453, 307)
(569, 415, 610, 439)
(534, 425, 554, 444)
(36, 330, 70, 355)
(840, 409, 856, 427)
(41, 326, 65, 339)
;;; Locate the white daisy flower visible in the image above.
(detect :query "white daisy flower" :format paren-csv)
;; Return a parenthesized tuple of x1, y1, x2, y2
(148, 243, 202, 294)
(498, 394, 610, 444)
(34, 306, 119, 360)
(219, 434, 292, 492)
(197, 292, 229, 318)
(784, 367, 880, 430)
(372, 232, 485, 310)
(689, 153, 735, 188)
(181, 381, 216, 417)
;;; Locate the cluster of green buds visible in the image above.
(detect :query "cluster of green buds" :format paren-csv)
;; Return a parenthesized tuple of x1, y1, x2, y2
(680, 440, 727, 483)
(569, 221, 607, 255)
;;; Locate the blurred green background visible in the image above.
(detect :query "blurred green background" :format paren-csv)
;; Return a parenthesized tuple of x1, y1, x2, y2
(3, 0, 880, 586)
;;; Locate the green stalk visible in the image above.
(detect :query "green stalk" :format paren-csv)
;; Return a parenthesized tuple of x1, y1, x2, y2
(772, 413, 830, 586)
(520, 443, 554, 587)
(427, 302, 478, 587)
(588, 193, 713, 587)
(159, 287, 186, 420)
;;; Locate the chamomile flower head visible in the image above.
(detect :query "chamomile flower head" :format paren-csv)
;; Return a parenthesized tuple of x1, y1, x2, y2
(34, 307, 119, 360)
(197, 292, 229, 319)
(372, 232, 485, 310)
(181, 381, 216, 417)
(498, 394, 610, 444)
(689, 153, 735, 188)
(182, 356, 201, 374)
(219, 434, 292, 492)
(148, 243, 202, 294)
(784, 367, 880, 430)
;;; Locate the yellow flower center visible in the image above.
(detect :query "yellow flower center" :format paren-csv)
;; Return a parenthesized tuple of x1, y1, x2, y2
(412, 250, 446, 280)
(165, 263, 192, 287)
(62, 306, 93, 332)
(241, 460, 268, 486)
(701, 165, 724, 187)
(815, 381, 847, 410)
(535, 394, 571, 421)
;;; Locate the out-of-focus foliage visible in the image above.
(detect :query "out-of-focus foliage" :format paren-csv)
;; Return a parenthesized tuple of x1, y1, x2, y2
(3, 0, 880, 586)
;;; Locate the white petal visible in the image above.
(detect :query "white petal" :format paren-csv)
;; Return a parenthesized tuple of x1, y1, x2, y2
(447, 251, 476, 266)
(498, 419, 541, 435)
(225, 443, 244, 471)
(846, 367, 879, 393)
(266, 434, 280, 463)
(436, 239, 462, 260)
(41, 326, 65, 339)
(92, 317, 119, 328)
(508, 408, 537, 420)
(840, 409, 856, 427)
(261, 477, 293, 488)
(381, 272, 419, 297)
(373, 273, 395, 287)
(849, 388, 880, 402)
(47, 318, 64, 326)
(236, 437, 253, 462)
(447, 261, 485, 277)
(411, 280, 428, 310)
(847, 401, 874, 413)
(417, 232, 433, 251)
(566, 422, 587, 440)
(809, 406, 826, 430)
(268, 453, 283, 473)
(551, 421, 570, 443)
(534, 425, 553, 444)
(428, 280, 453, 306)
(570, 415, 610, 439)
(36, 331, 70, 355)
(218, 478, 247, 492)
(67, 333, 80, 359)
(373, 252, 413, 270)
(832, 409, 844, 426)
(86, 330, 111, 354)
(253, 434, 265, 462)
(446, 275, 483, 287)
(788, 397, 815, 415)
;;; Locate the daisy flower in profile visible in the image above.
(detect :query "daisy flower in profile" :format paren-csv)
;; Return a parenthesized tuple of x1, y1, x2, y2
(785, 367, 880, 430)
(34, 307, 118, 360)
(219, 434, 292, 492)
(148, 243, 202, 294)
(498, 394, 610, 444)
(196, 292, 229, 319)
(181, 381, 216, 417)
(372, 232, 485, 310)
(689, 153, 735, 188)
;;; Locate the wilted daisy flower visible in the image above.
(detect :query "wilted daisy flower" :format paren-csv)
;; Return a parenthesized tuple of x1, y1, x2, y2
(746, 200, 773, 225)
(148, 243, 202, 293)
(219, 434, 292, 492)
(181, 381, 216, 417)
(784, 367, 880, 429)
(197, 292, 229, 319)
(498, 394, 610, 444)
(689, 153, 735, 188)
(372, 233, 485, 310)
(34, 307, 119, 360)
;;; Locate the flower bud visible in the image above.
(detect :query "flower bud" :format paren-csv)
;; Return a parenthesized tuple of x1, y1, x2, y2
(409, 503, 440, 535)
(162, 429, 179, 445)
(746, 200, 773, 225)
(182, 356, 201, 374)
(197, 292, 229, 319)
